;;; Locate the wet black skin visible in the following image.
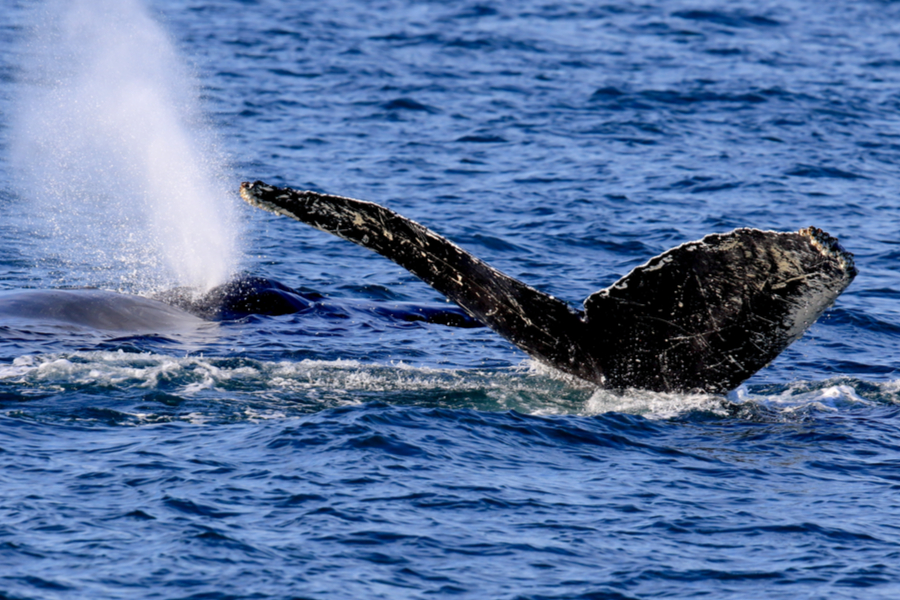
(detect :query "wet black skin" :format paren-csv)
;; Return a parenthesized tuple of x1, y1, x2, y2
(155, 275, 482, 327)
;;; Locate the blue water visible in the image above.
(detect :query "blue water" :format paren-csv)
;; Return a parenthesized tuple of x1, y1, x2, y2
(2, 0, 900, 598)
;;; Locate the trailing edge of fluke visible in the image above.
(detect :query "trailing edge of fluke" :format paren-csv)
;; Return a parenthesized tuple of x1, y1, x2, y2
(240, 180, 857, 393)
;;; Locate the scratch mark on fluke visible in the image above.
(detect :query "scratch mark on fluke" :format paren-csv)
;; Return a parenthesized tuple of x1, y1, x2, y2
(241, 181, 856, 393)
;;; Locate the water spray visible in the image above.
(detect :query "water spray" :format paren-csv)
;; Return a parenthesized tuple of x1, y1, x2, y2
(10, 0, 238, 293)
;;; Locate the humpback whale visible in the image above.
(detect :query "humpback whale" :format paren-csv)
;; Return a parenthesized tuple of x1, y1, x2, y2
(240, 180, 857, 393)
(0, 278, 480, 333)
(155, 275, 481, 326)
(0, 289, 205, 332)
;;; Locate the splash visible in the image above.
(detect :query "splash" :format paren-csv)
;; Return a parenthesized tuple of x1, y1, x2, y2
(9, 0, 238, 292)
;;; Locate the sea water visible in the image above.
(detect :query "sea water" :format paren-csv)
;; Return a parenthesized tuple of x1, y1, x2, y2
(1, 1, 900, 598)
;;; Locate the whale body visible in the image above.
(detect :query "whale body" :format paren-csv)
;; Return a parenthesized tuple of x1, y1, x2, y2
(240, 180, 857, 393)
(0, 277, 480, 334)
(154, 275, 480, 327)
(0, 289, 205, 332)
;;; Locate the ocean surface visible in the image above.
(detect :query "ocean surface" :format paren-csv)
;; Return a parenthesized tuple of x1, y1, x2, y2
(2, 0, 900, 598)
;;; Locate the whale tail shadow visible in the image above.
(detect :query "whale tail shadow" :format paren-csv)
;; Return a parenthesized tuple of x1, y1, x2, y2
(240, 181, 856, 393)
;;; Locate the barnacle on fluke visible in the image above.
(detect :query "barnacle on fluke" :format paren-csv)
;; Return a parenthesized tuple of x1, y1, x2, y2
(800, 226, 857, 274)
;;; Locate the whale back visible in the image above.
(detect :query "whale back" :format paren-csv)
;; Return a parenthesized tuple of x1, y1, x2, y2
(153, 276, 316, 320)
(0, 289, 205, 332)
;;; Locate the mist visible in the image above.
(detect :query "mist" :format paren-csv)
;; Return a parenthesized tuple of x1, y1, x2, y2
(10, 0, 238, 293)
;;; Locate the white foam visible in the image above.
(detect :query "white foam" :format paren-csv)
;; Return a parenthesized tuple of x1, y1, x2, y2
(738, 382, 877, 411)
(583, 386, 725, 419)
(2, 351, 894, 419)
(0, 352, 417, 393)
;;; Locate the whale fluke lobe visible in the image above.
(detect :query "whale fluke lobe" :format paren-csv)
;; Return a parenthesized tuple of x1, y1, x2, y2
(241, 180, 856, 393)
(581, 227, 856, 392)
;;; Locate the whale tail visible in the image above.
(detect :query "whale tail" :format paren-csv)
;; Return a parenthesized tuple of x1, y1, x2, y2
(240, 181, 856, 393)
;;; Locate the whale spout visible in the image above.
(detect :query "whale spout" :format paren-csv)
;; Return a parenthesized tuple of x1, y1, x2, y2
(240, 180, 856, 393)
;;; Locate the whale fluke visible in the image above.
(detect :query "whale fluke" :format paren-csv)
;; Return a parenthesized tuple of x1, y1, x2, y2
(240, 181, 856, 393)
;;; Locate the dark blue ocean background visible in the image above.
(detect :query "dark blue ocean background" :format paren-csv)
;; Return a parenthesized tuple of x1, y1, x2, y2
(2, 0, 900, 598)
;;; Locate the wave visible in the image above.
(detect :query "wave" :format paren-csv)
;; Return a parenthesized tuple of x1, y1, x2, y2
(1, 351, 896, 425)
